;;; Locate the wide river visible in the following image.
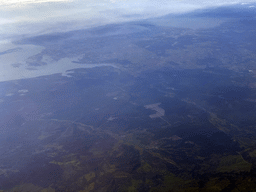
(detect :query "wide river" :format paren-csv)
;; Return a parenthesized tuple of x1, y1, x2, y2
(0, 41, 119, 82)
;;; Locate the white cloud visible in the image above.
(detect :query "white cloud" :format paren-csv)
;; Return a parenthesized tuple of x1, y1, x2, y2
(0, 0, 73, 6)
(0, 0, 255, 37)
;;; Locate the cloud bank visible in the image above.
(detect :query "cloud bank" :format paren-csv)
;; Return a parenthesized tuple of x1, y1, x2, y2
(0, 0, 255, 38)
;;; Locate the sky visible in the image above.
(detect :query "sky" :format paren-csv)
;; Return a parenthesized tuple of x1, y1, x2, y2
(0, 0, 256, 38)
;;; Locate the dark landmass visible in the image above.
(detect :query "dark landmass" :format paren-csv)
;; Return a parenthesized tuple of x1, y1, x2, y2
(0, 48, 22, 56)
(0, 3, 256, 192)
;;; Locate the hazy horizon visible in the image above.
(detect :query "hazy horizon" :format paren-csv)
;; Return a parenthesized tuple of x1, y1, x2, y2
(1, 0, 256, 38)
